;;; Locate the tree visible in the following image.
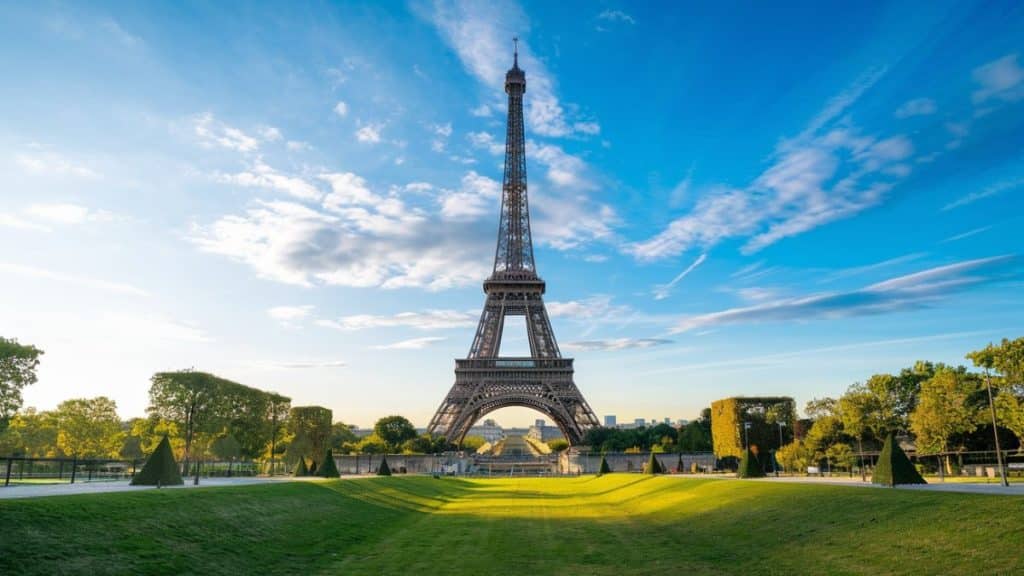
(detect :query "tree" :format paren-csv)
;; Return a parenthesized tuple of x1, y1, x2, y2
(0, 337, 43, 431)
(287, 406, 333, 465)
(148, 370, 221, 475)
(355, 434, 387, 454)
(461, 435, 487, 452)
(677, 421, 712, 452)
(910, 368, 981, 473)
(0, 408, 58, 457)
(54, 397, 124, 458)
(968, 338, 1024, 448)
(210, 434, 241, 461)
(547, 439, 569, 452)
(330, 422, 359, 451)
(825, 443, 856, 472)
(776, 441, 809, 474)
(373, 415, 417, 451)
(803, 414, 844, 466)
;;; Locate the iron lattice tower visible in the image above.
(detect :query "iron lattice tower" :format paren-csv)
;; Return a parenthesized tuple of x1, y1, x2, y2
(428, 41, 600, 446)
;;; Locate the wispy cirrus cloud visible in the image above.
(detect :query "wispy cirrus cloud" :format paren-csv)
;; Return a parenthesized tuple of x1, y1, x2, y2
(192, 112, 261, 152)
(426, 0, 597, 138)
(563, 338, 670, 352)
(267, 305, 314, 325)
(894, 98, 937, 118)
(0, 262, 149, 296)
(317, 310, 477, 331)
(972, 53, 1024, 105)
(672, 255, 1019, 333)
(256, 359, 347, 369)
(629, 67, 918, 260)
(653, 253, 706, 300)
(942, 178, 1023, 211)
(371, 336, 447, 350)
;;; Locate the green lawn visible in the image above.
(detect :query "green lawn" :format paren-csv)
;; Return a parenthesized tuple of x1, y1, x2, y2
(2, 476, 1023, 575)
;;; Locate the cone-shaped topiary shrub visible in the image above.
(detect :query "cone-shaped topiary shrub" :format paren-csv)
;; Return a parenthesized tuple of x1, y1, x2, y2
(377, 455, 392, 476)
(598, 455, 612, 475)
(316, 449, 340, 478)
(308, 460, 318, 475)
(737, 447, 765, 478)
(131, 436, 184, 486)
(676, 454, 684, 473)
(293, 457, 309, 477)
(645, 452, 662, 475)
(872, 434, 926, 486)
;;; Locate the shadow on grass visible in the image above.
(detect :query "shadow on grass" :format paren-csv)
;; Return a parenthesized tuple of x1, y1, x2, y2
(3, 476, 1023, 576)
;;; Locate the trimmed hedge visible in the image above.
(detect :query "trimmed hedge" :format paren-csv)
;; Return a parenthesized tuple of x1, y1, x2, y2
(645, 452, 663, 475)
(316, 449, 340, 478)
(598, 455, 611, 475)
(872, 434, 926, 487)
(131, 436, 183, 486)
(737, 447, 765, 478)
(293, 457, 309, 477)
(377, 455, 392, 476)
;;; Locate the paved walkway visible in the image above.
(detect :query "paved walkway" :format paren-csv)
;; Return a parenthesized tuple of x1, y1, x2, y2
(747, 474, 1024, 495)
(0, 477, 294, 500)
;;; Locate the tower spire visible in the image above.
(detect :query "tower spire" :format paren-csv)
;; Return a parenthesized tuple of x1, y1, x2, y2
(495, 36, 533, 279)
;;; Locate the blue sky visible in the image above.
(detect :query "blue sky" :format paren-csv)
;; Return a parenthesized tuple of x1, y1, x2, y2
(1, 1, 1022, 428)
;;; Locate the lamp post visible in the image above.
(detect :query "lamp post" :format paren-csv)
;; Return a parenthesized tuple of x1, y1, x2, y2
(775, 422, 785, 477)
(743, 422, 751, 451)
(983, 368, 1009, 488)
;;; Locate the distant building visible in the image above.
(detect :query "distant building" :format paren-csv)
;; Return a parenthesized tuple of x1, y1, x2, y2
(604, 415, 617, 427)
(468, 418, 505, 443)
(634, 418, 645, 427)
(527, 422, 565, 443)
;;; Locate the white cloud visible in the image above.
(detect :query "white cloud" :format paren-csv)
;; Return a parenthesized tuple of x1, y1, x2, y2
(267, 305, 314, 324)
(467, 131, 505, 155)
(630, 68, 915, 260)
(652, 253, 706, 300)
(15, 151, 100, 179)
(471, 104, 493, 117)
(942, 178, 1023, 211)
(972, 53, 1024, 104)
(334, 101, 349, 117)
(597, 10, 636, 24)
(256, 359, 347, 369)
(286, 140, 312, 151)
(192, 112, 260, 152)
(530, 141, 594, 190)
(25, 203, 113, 224)
(433, 122, 453, 138)
(213, 159, 322, 201)
(0, 214, 51, 232)
(427, 0, 595, 137)
(191, 192, 490, 290)
(99, 18, 142, 47)
(564, 338, 670, 352)
(0, 262, 148, 296)
(319, 172, 380, 207)
(439, 171, 501, 221)
(317, 310, 476, 331)
(355, 123, 382, 143)
(573, 121, 601, 135)
(371, 336, 447, 350)
(257, 125, 282, 141)
(548, 295, 631, 320)
(894, 98, 937, 118)
(672, 255, 1019, 333)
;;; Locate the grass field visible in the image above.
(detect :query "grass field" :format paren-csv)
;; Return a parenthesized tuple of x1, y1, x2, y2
(2, 475, 1023, 575)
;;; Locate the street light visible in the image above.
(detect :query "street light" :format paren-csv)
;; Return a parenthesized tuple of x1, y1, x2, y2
(983, 368, 1009, 488)
(743, 422, 751, 451)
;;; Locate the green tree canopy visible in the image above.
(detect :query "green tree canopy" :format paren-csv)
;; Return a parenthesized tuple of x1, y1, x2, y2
(0, 337, 43, 431)
(373, 415, 417, 451)
(288, 406, 333, 464)
(54, 397, 124, 458)
(910, 367, 981, 455)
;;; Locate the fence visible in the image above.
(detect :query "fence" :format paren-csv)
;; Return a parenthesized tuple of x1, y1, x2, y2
(1, 456, 298, 486)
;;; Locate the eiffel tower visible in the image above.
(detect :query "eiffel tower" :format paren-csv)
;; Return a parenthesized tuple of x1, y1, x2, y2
(428, 40, 600, 446)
